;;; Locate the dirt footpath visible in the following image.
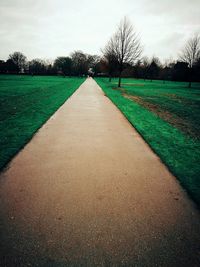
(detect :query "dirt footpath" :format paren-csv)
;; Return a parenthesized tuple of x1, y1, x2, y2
(0, 78, 199, 267)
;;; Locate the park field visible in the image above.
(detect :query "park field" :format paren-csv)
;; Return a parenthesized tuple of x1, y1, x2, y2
(95, 78, 200, 206)
(0, 75, 85, 170)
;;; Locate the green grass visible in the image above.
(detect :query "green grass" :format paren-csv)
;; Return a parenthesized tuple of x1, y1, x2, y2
(0, 75, 85, 170)
(95, 77, 200, 206)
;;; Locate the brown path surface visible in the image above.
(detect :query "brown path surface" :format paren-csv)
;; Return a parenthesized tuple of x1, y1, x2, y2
(0, 78, 199, 267)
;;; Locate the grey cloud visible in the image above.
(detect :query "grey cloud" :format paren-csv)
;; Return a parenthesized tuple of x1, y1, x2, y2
(0, 0, 199, 61)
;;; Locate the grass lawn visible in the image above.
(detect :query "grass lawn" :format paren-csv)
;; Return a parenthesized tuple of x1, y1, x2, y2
(95, 77, 200, 206)
(0, 75, 85, 171)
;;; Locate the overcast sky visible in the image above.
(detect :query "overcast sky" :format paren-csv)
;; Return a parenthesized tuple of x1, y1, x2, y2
(0, 0, 200, 62)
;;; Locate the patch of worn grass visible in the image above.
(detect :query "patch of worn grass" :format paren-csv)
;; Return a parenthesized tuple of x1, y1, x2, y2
(95, 77, 200, 206)
(0, 75, 85, 170)
(122, 94, 193, 137)
(113, 79, 200, 138)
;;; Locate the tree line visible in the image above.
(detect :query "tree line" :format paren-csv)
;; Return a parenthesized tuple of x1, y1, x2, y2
(0, 17, 199, 87)
(101, 17, 200, 87)
(0, 51, 100, 77)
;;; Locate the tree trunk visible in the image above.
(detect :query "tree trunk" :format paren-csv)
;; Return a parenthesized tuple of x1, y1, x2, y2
(188, 68, 192, 88)
(118, 75, 122, 87)
(118, 63, 123, 87)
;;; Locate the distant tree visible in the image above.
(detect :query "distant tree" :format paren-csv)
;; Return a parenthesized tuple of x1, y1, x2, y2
(71, 51, 88, 76)
(138, 57, 150, 80)
(105, 17, 142, 87)
(180, 34, 200, 87)
(121, 63, 134, 78)
(102, 39, 119, 81)
(46, 64, 56, 75)
(148, 57, 161, 81)
(92, 58, 104, 76)
(0, 60, 7, 73)
(87, 55, 100, 76)
(28, 59, 47, 75)
(54, 57, 72, 76)
(8, 52, 27, 73)
(94, 58, 111, 77)
(194, 58, 200, 82)
(159, 66, 171, 82)
(172, 61, 188, 81)
(5, 59, 19, 73)
(160, 58, 174, 81)
(87, 55, 100, 68)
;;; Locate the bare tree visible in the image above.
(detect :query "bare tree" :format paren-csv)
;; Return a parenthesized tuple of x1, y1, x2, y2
(102, 17, 142, 86)
(180, 34, 200, 87)
(71, 51, 88, 76)
(102, 39, 119, 82)
(8, 52, 27, 73)
(114, 17, 142, 87)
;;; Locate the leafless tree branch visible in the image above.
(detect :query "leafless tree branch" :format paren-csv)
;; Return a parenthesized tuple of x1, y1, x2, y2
(180, 34, 200, 68)
(102, 17, 142, 87)
(179, 34, 200, 87)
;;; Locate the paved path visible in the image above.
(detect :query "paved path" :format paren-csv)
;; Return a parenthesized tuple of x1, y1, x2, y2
(0, 78, 199, 267)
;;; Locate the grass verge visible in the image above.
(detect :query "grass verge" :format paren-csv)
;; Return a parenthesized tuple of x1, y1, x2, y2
(0, 75, 85, 170)
(95, 77, 200, 206)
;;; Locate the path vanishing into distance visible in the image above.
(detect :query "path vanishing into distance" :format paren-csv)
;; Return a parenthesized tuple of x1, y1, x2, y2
(0, 78, 199, 267)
